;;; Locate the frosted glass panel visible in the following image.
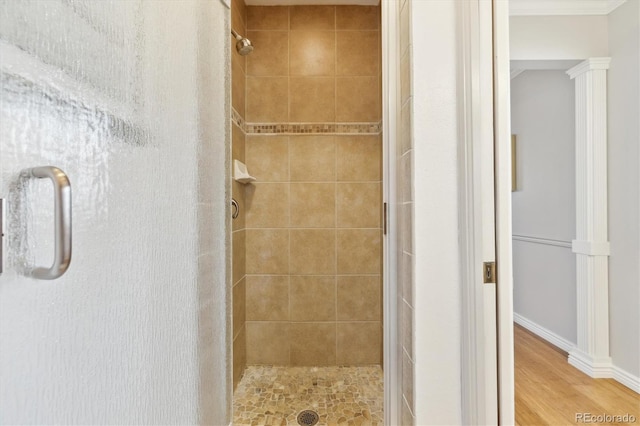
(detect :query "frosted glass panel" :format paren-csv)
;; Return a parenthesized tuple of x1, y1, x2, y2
(0, 1, 230, 424)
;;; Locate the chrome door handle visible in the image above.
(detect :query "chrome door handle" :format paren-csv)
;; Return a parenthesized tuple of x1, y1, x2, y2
(24, 166, 72, 280)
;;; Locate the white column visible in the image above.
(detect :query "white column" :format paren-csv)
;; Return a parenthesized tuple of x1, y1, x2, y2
(567, 58, 613, 378)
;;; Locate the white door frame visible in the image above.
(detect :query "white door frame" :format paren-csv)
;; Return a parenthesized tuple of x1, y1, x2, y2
(381, 0, 400, 424)
(492, 0, 516, 423)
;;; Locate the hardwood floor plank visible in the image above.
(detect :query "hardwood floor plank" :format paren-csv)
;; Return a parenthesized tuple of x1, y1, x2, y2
(515, 324, 640, 425)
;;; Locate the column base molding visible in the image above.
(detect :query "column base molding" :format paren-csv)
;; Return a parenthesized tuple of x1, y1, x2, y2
(568, 348, 613, 378)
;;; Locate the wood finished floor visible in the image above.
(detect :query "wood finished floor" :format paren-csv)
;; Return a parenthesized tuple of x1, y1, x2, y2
(515, 324, 640, 425)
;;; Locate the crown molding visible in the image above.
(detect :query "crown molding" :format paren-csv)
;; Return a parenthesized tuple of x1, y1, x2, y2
(510, 0, 627, 16)
(567, 57, 611, 79)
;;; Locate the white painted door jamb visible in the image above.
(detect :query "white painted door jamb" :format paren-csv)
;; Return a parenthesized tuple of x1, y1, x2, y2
(492, 0, 516, 423)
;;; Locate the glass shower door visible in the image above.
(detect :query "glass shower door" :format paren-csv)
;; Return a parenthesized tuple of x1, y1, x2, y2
(0, 1, 230, 424)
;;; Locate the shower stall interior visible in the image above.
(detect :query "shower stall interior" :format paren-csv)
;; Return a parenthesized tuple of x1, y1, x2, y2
(230, 2, 384, 424)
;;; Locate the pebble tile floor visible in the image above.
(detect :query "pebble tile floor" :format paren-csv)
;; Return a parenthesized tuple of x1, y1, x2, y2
(233, 365, 384, 426)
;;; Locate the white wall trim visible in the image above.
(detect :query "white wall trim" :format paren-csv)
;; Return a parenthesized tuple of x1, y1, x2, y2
(514, 313, 575, 353)
(381, 0, 400, 423)
(509, 0, 627, 16)
(612, 365, 640, 394)
(571, 239, 611, 255)
(512, 234, 572, 248)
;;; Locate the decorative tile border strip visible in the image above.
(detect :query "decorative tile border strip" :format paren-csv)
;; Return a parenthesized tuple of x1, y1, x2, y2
(232, 108, 381, 135)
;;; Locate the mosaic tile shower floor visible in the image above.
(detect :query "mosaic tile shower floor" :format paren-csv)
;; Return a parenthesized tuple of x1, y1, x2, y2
(233, 365, 384, 426)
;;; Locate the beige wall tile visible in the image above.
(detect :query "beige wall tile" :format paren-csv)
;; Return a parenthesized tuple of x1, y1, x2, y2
(290, 276, 336, 321)
(245, 183, 290, 228)
(290, 6, 335, 30)
(246, 322, 290, 364)
(336, 135, 381, 181)
(401, 399, 415, 426)
(401, 202, 413, 255)
(246, 77, 289, 122)
(400, 100, 412, 155)
(336, 182, 380, 228)
(245, 135, 289, 182)
(402, 350, 415, 413)
(337, 276, 381, 321)
(336, 5, 379, 30)
(290, 77, 336, 122)
(232, 3, 246, 32)
(290, 323, 336, 365)
(401, 251, 414, 307)
(246, 275, 289, 321)
(247, 6, 288, 30)
(246, 229, 289, 274)
(247, 31, 289, 76)
(336, 31, 378, 76)
(336, 76, 380, 122)
(400, 0, 410, 55)
(402, 300, 413, 359)
(336, 322, 381, 364)
(337, 229, 381, 274)
(290, 136, 336, 182)
(401, 50, 411, 105)
(232, 326, 246, 390)
(290, 31, 336, 76)
(400, 151, 413, 203)
(232, 230, 246, 284)
(233, 277, 246, 337)
(290, 183, 336, 228)
(290, 229, 336, 274)
(232, 123, 245, 164)
(231, 56, 246, 115)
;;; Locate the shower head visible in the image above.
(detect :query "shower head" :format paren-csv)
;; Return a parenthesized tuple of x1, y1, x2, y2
(231, 29, 253, 56)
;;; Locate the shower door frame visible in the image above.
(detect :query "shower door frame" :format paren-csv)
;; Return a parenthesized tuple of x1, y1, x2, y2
(381, 1, 400, 424)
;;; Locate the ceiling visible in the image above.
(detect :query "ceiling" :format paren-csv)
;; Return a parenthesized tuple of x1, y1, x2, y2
(509, 0, 627, 16)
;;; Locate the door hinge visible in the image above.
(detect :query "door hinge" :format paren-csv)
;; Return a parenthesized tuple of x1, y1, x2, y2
(383, 202, 387, 235)
(483, 261, 496, 284)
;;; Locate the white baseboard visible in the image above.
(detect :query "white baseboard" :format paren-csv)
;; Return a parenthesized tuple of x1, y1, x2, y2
(568, 348, 613, 378)
(612, 365, 640, 394)
(513, 313, 575, 353)
(515, 315, 640, 394)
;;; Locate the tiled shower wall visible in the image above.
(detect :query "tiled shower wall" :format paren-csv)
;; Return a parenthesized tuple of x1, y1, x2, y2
(231, 0, 247, 390)
(398, 0, 415, 423)
(241, 5, 383, 366)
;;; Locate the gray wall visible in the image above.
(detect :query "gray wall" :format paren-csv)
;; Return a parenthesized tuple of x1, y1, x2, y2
(608, 0, 640, 378)
(511, 70, 577, 344)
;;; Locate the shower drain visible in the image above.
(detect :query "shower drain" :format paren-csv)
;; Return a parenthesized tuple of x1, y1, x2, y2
(297, 410, 319, 426)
